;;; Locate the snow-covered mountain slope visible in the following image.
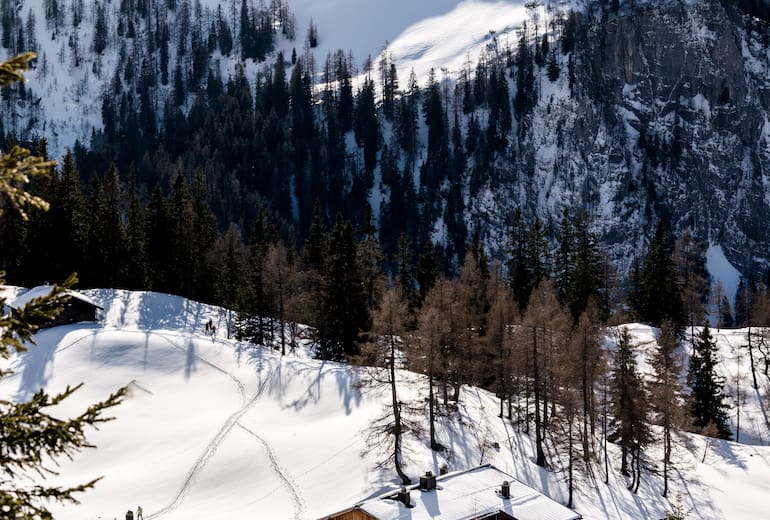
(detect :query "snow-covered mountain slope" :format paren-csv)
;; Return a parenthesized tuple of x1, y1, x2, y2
(4, 0, 770, 276)
(2, 288, 770, 519)
(3, 0, 548, 154)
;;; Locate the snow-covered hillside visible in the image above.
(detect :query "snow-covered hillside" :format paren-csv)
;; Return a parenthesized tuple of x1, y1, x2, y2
(3, 0, 550, 156)
(5, 0, 770, 278)
(1, 288, 770, 519)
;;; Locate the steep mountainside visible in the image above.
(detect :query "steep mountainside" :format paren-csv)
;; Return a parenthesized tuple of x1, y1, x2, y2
(2, 0, 770, 280)
(526, 0, 770, 276)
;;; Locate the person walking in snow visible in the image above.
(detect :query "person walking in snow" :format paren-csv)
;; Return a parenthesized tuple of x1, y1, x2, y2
(136, 505, 143, 520)
(125, 510, 134, 520)
(205, 319, 212, 334)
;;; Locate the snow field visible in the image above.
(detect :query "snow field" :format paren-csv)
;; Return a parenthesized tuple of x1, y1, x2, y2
(1, 288, 770, 519)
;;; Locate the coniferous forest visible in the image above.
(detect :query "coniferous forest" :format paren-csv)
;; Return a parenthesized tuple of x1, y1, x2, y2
(4, 0, 770, 507)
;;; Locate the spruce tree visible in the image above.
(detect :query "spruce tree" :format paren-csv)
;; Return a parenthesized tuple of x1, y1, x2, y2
(316, 213, 367, 360)
(610, 327, 651, 490)
(506, 208, 529, 311)
(124, 165, 147, 289)
(687, 325, 731, 439)
(145, 183, 173, 292)
(632, 221, 685, 327)
(417, 239, 439, 304)
(47, 150, 87, 282)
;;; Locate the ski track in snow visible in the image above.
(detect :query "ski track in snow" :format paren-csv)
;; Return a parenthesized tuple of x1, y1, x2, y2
(145, 339, 275, 519)
(237, 422, 307, 520)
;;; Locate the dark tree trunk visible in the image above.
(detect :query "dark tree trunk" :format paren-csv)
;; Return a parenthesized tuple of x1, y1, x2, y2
(390, 337, 411, 485)
(533, 326, 546, 467)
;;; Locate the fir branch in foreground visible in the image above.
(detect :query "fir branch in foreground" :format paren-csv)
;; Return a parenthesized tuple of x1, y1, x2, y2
(0, 386, 126, 520)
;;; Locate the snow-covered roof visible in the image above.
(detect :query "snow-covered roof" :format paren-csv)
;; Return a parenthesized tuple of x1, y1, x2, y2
(0, 285, 25, 303)
(354, 465, 581, 520)
(7, 286, 103, 310)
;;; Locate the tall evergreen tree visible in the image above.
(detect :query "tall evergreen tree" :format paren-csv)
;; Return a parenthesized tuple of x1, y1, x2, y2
(124, 165, 147, 289)
(86, 166, 125, 288)
(687, 325, 731, 439)
(507, 208, 529, 311)
(417, 239, 439, 304)
(610, 327, 652, 491)
(354, 77, 379, 177)
(145, 183, 173, 292)
(47, 150, 87, 282)
(631, 221, 685, 327)
(316, 213, 367, 360)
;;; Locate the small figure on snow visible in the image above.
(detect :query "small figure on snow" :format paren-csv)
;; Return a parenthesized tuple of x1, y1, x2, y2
(211, 324, 217, 337)
(136, 506, 143, 520)
(205, 319, 213, 334)
(125, 510, 134, 520)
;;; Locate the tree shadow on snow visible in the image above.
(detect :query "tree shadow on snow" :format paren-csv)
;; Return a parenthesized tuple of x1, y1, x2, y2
(13, 324, 100, 401)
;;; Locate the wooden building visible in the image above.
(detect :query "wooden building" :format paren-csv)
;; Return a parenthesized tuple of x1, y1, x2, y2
(6, 286, 102, 328)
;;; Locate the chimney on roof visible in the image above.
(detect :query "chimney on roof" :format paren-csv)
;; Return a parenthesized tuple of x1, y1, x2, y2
(501, 481, 511, 499)
(419, 471, 437, 491)
(397, 486, 411, 507)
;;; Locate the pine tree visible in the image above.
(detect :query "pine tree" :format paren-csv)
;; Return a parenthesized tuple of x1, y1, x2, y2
(354, 78, 379, 176)
(303, 201, 326, 272)
(0, 53, 125, 518)
(632, 221, 685, 327)
(687, 325, 731, 439)
(306, 18, 318, 48)
(145, 183, 173, 292)
(507, 208, 529, 311)
(46, 150, 87, 282)
(124, 165, 147, 289)
(675, 228, 708, 338)
(417, 239, 439, 304)
(242, 209, 278, 344)
(316, 213, 367, 360)
(610, 327, 651, 491)
(557, 211, 606, 321)
(394, 234, 419, 319)
(86, 166, 126, 288)
(357, 204, 385, 330)
(93, 3, 107, 54)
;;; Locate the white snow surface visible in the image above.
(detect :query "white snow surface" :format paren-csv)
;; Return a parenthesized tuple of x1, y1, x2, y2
(706, 244, 742, 311)
(245, 0, 570, 85)
(2, 289, 770, 519)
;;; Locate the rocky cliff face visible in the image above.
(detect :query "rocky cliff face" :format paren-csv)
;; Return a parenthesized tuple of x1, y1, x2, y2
(494, 0, 770, 277)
